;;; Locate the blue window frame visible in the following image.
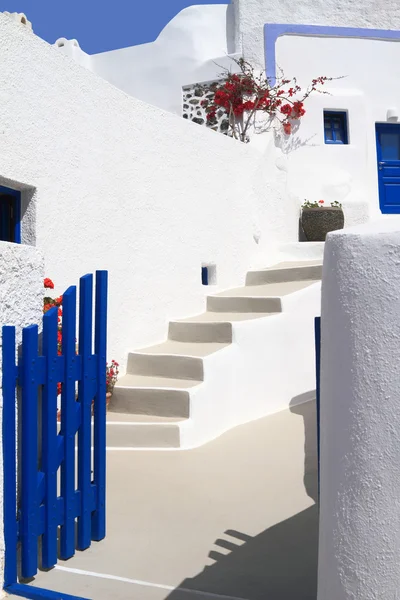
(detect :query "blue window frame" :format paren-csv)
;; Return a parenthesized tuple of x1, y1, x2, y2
(201, 266, 209, 286)
(0, 186, 21, 243)
(324, 111, 348, 144)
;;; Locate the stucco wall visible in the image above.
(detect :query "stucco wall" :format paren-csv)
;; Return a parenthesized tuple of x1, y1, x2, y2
(0, 14, 295, 371)
(0, 241, 44, 591)
(232, 0, 400, 67)
(270, 33, 400, 220)
(318, 219, 400, 599)
(55, 4, 238, 117)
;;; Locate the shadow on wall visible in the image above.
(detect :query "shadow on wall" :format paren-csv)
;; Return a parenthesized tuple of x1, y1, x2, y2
(166, 398, 319, 600)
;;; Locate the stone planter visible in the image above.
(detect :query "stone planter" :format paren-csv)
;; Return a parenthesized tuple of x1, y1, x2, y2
(301, 207, 344, 242)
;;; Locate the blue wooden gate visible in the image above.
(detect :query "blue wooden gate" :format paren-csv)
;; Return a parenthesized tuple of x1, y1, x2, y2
(2, 271, 108, 599)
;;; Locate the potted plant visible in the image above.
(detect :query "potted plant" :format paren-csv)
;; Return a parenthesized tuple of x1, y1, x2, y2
(301, 199, 344, 242)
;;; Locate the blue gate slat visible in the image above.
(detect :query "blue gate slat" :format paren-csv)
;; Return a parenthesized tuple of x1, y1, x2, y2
(2, 326, 18, 587)
(37, 488, 96, 536)
(92, 270, 108, 541)
(41, 307, 59, 569)
(20, 325, 39, 579)
(77, 274, 94, 551)
(60, 286, 77, 560)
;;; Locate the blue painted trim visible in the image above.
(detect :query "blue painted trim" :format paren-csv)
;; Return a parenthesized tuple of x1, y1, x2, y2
(201, 267, 208, 286)
(314, 317, 321, 498)
(5, 582, 90, 599)
(264, 23, 400, 81)
(20, 325, 40, 579)
(2, 326, 18, 587)
(375, 122, 400, 213)
(77, 274, 93, 551)
(91, 271, 108, 541)
(41, 308, 59, 569)
(0, 185, 21, 243)
(323, 111, 348, 145)
(60, 286, 78, 560)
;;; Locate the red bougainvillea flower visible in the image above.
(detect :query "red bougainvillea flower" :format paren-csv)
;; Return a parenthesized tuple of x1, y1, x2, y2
(44, 278, 54, 289)
(280, 104, 292, 116)
(319, 200, 325, 204)
(283, 122, 292, 135)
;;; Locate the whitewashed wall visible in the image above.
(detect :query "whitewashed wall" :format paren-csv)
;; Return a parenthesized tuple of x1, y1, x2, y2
(232, 0, 400, 67)
(0, 14, 296, 371)
(318, 219, 400, 600)
(0, 241, 44, 592)
(56, 4, 238, 117)
(272, 34, 400, 221)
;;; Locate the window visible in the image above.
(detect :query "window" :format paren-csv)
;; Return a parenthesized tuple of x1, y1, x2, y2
(201, 264, 217, 286)
(324, 111, 348, 144)
(0, 186, 21, 243)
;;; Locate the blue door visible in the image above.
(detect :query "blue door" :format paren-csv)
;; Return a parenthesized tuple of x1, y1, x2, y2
(376, 123, 400, 213)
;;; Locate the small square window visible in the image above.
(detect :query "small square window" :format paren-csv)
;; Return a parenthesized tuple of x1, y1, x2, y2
(323, 111, 348, 145)
(201, 264, 217, 286)
(0, 186, 21, 243)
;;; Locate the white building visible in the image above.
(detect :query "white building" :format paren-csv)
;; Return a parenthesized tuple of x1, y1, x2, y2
(1, 1, 400, 452)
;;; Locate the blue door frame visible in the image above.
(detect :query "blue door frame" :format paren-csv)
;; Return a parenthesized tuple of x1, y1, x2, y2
(376, 123, 400, 214)
(0, 185, 21, 243)
(2, 272, 108, 600)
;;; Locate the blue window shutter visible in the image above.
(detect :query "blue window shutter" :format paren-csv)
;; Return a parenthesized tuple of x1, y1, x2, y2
(323, 111, 348, 145)
(0, 186, 21, 243)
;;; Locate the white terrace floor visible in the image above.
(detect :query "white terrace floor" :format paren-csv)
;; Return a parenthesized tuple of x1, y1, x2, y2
(26, 401, 318, 600)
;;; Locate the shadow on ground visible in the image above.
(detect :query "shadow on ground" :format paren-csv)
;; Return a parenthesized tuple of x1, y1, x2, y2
(167, 398, 318, 600)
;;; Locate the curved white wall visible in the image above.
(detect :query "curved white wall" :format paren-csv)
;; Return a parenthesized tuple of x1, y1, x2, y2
(318, 219, 400, 599)
(89, 4, 237, 115)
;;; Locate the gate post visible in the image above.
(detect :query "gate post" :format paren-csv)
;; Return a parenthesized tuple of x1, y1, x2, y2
(317, 221, 400, 599)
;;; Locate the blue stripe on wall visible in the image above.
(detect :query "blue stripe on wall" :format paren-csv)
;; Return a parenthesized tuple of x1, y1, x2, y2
(264, 24, 400, 81)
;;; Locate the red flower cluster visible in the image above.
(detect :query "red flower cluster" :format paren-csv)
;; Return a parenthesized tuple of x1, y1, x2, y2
(106, 360, 120, 394)
(200, 57, 332, 141)
(44, 278, 54, 289)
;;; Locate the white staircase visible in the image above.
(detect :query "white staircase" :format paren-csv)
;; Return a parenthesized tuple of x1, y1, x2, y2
(107, 260, 322, 449)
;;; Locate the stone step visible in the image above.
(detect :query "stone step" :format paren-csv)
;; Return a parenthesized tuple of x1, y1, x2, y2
(168, 311, 277, 342)
(246, 261, 322, 286)
(105, 413, 184, 448)
(110, 374, 200, 417)
(278, 241, 325, 261)
(127, 340, 229, 381)
(207, 279, 317, 313)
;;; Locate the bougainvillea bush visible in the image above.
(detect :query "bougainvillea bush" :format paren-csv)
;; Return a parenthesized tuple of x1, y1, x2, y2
(43, 278, 63, 394)
(199, 57, 332, 142)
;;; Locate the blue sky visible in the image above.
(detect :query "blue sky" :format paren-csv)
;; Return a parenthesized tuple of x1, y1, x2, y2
(0, 0, 229, 54)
